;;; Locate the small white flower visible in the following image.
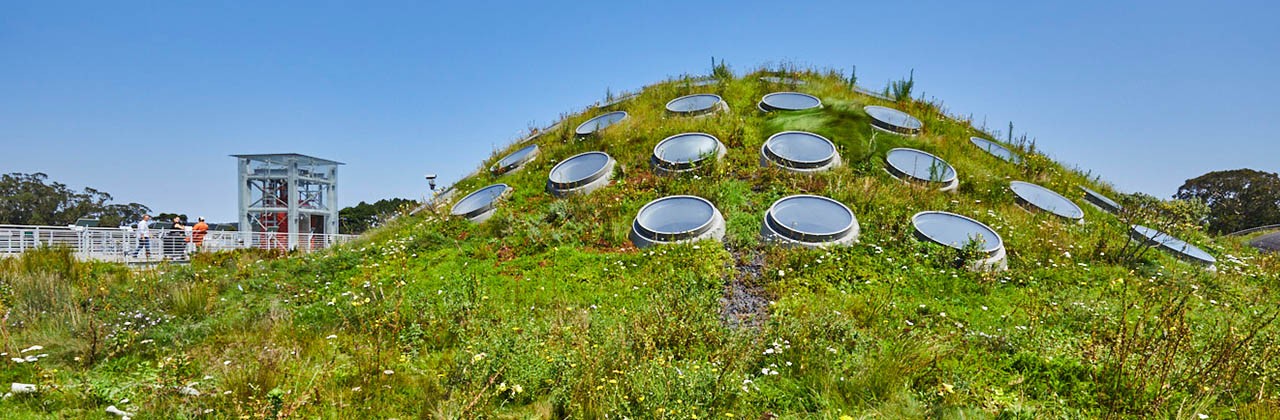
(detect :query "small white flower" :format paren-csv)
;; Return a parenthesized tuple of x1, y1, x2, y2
(383, 370, 394, 375)
(778, 270, 785, 277)
(326, 334, 337, 340)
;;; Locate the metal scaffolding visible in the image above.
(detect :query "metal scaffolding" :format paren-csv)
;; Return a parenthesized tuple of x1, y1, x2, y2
(233, 153, 343, 250)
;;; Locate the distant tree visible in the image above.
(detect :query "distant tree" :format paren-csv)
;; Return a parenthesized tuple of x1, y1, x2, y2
(101, 203, 152, 227)
(156, 213, 190, 224)
(0, 172, 149, 226)
(339, 198, 415, 234)
(1175, 169, 1280, 234)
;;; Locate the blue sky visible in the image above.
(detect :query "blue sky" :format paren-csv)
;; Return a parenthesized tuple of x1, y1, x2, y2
(2, 1, 1277, 223)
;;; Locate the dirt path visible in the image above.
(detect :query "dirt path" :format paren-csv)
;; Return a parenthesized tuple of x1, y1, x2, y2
(720, 247, 771, 329)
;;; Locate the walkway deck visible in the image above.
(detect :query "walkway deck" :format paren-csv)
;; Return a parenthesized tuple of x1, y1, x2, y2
(1, 224, 356, 262)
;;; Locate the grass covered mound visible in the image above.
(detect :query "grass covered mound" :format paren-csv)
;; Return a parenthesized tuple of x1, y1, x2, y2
(3, 67, 1280, 418)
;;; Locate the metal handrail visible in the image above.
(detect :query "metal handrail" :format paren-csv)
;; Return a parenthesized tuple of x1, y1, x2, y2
(1227, 224, 1280, 237)
(0, 224, 357, 261)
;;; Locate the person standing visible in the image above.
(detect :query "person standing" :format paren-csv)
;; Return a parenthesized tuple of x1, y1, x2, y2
(191, 217, 209, 252)
(129, 214, 153, 258)
(166, 216, 187, 259)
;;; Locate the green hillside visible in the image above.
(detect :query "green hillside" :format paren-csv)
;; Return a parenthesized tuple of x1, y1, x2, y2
(3, 67, 1279, 418)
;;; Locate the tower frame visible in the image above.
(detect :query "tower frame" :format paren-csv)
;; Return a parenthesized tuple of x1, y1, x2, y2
(233, 153, 343, 249)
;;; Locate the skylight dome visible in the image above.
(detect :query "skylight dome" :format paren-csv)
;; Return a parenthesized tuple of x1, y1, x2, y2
(758, 92, 821, 112)
(865, 105, 923, 135)
(761, 195, 859, 247)
(575, 111, 628, 136)
(629, 195, 726, 248)
(1010, 181, 1084, 221)
(760, 131, 840, 172)
(1130, 225, 1216, 267)
(884, 148, 958, 191)
(490, 144, 539, 175)
(450, 184, 511, 223)
(666, 94, 728, 117)
(651, 133, 726, 175)
(969, 137, 1020, 163)
(1080, 186, 1122, 214)
(547, 151, 615, 197)
(912, 211, 1008, 271)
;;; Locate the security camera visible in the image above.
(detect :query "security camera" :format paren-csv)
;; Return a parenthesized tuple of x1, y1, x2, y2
(425, 173, 437, 190)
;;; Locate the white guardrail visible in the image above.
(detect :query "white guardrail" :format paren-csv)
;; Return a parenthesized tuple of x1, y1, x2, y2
(0, 224, 357, 262)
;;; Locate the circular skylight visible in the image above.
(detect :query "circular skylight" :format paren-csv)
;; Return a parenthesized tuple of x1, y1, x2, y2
(630, 195, 726, 248)
(1080, 186, 1122, 214)
(853, 85, 891, 101)
(912, 211, 1004, 255)
(651, 133, 726, 174)
(885, 148, 957, 188)
(666, 94, 725, 116)
(762, 195, 859, 247)
(865, 105, 923, 135)
(450, 184, 511, 223)
(547, 151, 615, 197)
(575, 111, 628, 136)
(760, 131, 840, 172)
(1010, 181, 1084, 221)
(519, 121, 562, 144)
(759, 76, 806, 85)
(1130, 225, 1216, 265)
(969, 137, 1020, 163)
(600, 92, 639, 108)
(759, 92, 821, 112)
(491, 144, 539, 175)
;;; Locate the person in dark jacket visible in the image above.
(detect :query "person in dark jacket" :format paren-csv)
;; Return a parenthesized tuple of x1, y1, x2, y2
(164, 217, 187, 259)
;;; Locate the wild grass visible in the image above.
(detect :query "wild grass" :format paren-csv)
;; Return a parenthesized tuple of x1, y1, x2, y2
(2, 65, 1279, 418)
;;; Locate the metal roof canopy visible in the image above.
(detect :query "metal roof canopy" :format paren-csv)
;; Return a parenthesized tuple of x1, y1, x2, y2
(232, 153, 345, 166)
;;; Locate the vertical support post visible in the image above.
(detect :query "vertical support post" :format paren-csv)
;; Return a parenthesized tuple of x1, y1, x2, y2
(238, 158, 251, 234)
(329, 165, 340, 236)
(287, 157, 300, 250)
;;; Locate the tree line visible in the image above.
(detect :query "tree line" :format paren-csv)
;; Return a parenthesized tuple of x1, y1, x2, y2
(339, 198, 415, 234)
(0, 172, 150, 227)
(1175, 168, 1280, 234)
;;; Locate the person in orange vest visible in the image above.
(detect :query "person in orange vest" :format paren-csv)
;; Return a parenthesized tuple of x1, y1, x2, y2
(190, 217, 209, 251)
